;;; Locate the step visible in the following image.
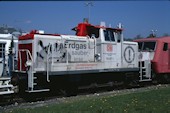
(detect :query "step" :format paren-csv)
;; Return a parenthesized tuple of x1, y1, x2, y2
(0, 85, 13, 89)
(141, 67, 146, 69)
(33, 83, 37, 86)
(139, 79, 152, 82)
(26, 89, 50, 93)
(0, 91, 14, 95)
(139, 72, 146, 74)
(0, 77, 11, 81)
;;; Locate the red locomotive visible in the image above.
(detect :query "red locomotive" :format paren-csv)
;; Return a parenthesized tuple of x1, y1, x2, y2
(135, 36, 170, 82)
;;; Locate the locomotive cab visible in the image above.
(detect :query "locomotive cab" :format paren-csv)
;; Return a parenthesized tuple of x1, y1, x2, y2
(73, 21, 138, 68)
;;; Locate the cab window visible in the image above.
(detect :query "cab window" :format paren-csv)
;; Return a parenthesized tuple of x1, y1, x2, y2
(138, 42, 143, 51)
(104, 29, 115, 42)
(163, 43, 168, 51)
(87, 26, 99, 38)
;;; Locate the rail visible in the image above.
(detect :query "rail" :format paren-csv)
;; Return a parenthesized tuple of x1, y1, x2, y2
(46, 47, 50, 82)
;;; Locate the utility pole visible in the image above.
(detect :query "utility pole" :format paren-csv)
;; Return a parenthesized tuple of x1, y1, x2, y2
(85, 1, 93, 22)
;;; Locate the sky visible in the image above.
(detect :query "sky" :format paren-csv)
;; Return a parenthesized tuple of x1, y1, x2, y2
(0, 1, 170, 39)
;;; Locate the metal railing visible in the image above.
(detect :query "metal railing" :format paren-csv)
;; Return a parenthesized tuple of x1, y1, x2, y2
(18, 49, 33, 71)
(18, 49, 50, 92)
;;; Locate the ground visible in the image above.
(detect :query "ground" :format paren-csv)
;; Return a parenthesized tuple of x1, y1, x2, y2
(1, 84, 170, 113)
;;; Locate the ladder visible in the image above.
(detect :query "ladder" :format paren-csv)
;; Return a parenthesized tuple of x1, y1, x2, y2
(139, 60, 152, 82)
(0, 77, 14, 95)
(18, 49, 49, 93)
(27, 70, 49, 93)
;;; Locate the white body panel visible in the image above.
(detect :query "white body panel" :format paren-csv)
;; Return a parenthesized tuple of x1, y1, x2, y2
(27, 34, 139, 73)
(139, 52, 155, 61)
(0, 34, 18, 77)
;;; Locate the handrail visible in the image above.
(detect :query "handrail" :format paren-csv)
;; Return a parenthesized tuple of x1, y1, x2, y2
(18, 49, 33, 71)
(0, 48, 17, 76)
(46, 46, 51, 82)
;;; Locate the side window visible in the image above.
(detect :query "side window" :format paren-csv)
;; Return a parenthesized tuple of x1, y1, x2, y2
(0, 44, 2, 58)
(116, 32, 121, 42)
(138, 42, 143, 51)
(104, 30, 115, 42)
(86, 26, 99, 38)
(104, 30, 110, 41)
(0, 43, 5, 58)
(108, 31, 115, 41)
(163, 43, 168, 51)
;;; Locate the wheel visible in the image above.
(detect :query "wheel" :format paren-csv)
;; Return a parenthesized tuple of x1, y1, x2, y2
(63, 83, 78, 97)
(151, 71, 158, 84)
(163, 74, 170, 83)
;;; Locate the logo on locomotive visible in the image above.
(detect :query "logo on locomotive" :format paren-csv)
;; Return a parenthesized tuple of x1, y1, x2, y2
(107, 44, 113, 52)
(124, 46, 135, 63)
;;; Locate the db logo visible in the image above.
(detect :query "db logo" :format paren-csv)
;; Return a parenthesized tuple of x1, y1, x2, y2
(107, 44, 112, 52)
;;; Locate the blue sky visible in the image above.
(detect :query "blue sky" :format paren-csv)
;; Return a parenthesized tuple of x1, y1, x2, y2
(0, 1, 170, 39)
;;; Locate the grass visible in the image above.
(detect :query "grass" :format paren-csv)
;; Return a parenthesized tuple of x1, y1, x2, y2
(5, 86, 170, 113)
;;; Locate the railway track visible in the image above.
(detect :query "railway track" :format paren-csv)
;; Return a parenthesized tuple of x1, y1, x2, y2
(0, 83, 170, 113)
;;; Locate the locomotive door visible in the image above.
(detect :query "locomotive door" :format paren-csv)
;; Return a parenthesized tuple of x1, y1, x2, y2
(102, 43, 117, 68)
(162, 42, 170, 70)
(0, 42, 6, 77)
(100, 29, 118, 68)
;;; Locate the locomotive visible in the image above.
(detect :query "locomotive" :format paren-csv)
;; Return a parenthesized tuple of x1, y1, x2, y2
(1, 20, 168, 97)
(0, 34, 18, 95)
(11, 20, 142, 95)
(135, 37, 170, 83)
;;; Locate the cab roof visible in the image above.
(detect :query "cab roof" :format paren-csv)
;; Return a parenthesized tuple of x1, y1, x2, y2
(134, 36, 170, 43)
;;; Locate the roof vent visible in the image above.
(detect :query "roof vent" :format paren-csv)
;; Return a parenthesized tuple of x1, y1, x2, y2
(38, 30, 44, 34)
(100, 21, 106, 27)
(83, 18, 89, 23)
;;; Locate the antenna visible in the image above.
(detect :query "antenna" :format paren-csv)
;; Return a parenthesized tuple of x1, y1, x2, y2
(117, 23, 123, 29)
(85, 1, 93, 22)
(151, 29, 157, 37)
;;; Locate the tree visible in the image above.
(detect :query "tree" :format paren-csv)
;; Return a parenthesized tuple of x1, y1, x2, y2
(134, 34, 143, 39)
(163, 33, 170, 37)
(0, 24, 22, 34)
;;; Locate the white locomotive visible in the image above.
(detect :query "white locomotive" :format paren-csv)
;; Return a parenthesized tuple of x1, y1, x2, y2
(0, 34, 18, 95)
(11, 20, 142, 95)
